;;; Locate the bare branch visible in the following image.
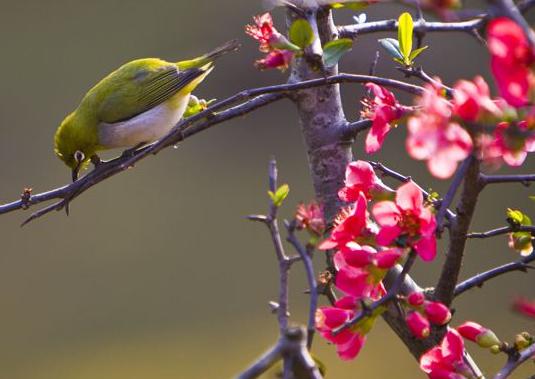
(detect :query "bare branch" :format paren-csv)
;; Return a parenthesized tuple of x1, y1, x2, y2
(467, 225, 535, 239)
(494, 342, 535, 379)
(0, 74, 424, 225)
(285, 220, 318, 349)
(435, 157, 483, 305)
(455, 253, 535, 297)
(481, 173, 535, 187)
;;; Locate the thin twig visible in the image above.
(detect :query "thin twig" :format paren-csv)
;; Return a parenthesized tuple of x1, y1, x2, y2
(454, 252, 535, 297)
(0, 74, 425, 225)
(436, 156, 473, 230)
(332, 251, 417, 335)
(398, 66, 454, 98)
(467, 225, 535, 239)
(480, 173, 535, 187)
(494, 342, 535, 379)
(285, 220, 318, 349)
(435, 157, 483, 305)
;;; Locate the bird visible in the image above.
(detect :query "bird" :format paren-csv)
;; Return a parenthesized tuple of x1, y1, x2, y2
(54, 40, 239, 182)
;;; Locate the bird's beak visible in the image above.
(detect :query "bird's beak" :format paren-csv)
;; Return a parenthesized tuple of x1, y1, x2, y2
(72, 163, 81, 182)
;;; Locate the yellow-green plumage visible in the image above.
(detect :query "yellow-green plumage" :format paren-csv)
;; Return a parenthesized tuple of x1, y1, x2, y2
(54, 40, 238, 179)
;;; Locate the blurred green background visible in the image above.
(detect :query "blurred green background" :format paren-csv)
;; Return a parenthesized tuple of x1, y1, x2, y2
(0, 1, 534, 378)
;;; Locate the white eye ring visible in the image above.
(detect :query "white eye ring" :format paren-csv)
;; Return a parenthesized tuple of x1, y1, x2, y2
(74, 150, 85, 163)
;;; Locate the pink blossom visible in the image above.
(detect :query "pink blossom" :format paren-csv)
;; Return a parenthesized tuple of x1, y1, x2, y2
(513, 297, 535, 319)
(296, 201, 325, 236)
(408, 291, 426, 307)
(420, 329, 472, 379)
(424, 301, 452, 326)
(457, 321, 501, 348)
(245, 13, 291, 53)
(478, 120, 535, 168)
(487, 18, 535, 107)
(362, 83, 406, 154)
(315, 297, 367, 360)
(406, 311, 430, 339)
(335, 265, 375, 299)
(372, 181, 437, 261)
(319, 192, 372, 250)
(338, 160, 390, 202)
(407, 83, 473, 179)
(254, 50, 294, 71)
(452, 76, 503, 122)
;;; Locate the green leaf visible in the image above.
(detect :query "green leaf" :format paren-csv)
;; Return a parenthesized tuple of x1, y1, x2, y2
(379, 38, 403, 60)
(408, 45, 428, 61)
(289, 19, 314, 49)
(323, 38, 353, 67)
(507, 208, 532, 226)
(268, 184, 290, 207)
(397, 12, 414, 65)
(331, 1, 369, 10)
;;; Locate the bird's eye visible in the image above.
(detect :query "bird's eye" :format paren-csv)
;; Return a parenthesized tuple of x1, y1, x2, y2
(74, 150, 85, 163)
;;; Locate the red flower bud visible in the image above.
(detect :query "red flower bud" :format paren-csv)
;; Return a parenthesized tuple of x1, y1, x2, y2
(424, 301, 451, 326)
(406, 311, 430, 339)
(407, 291, 425, 307)
(457, 321, 501, 348)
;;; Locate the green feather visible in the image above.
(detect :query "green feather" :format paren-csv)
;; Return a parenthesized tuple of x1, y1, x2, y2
(54, 40, 238, 172)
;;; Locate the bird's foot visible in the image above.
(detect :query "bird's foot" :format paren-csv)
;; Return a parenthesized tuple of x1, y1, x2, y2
(121, 142, 146, 159)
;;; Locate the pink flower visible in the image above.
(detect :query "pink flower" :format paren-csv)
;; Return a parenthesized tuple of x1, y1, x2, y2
(372, 181, 437, 261)
(362, 83, 406, 154)
(407, 83, 473, 179)
(453, 76, 503, 122)
(487, 17, 535, 107)
(245, 13, 292, 53)
(457, 321, 501, 348)
(424, 301, 452, 326)
(315, 297, 367, 360)
(319, 192, 372, 250)
(338, 160, 391, 202)
(296, 201, 325, 236)
(407, 291, 426, 307)
(335, 265, 375, 299)
(420, 329, 472, 379)
(513, 297, 535, 319)
(478, 120, 535, 168)
(406, 311, 430, 339)
(254, 50, 294, 71)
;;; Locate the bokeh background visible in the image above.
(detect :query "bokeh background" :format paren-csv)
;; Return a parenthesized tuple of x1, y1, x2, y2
(0, 1, 534, 378)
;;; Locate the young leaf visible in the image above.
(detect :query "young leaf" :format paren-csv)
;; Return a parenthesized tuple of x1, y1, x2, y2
(289, 19, 314, 49)
(530, 195, 535, 202)
(379, 38, 403, 60)
(268, 184, 290, 207)
(323, 38, 353, 67)
(408, 45, 428, 62)
(331, 2, 369, 10)
(506, 208, 532, 226)
(397, 12, 414, 65)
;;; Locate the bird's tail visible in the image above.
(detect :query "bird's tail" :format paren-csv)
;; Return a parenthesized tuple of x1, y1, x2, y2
(177, 39, 240, 70)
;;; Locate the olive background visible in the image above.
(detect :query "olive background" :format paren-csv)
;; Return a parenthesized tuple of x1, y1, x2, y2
(0, 1, 533, 378)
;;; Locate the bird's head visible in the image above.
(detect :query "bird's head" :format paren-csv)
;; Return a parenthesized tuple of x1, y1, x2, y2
(54, 113, 95, 181)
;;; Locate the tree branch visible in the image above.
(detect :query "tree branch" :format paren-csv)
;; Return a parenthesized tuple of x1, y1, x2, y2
(285, 220, 318, 349)
(480, 173, 535, 187)
(454, 252, 535, 297)
(434, 157, 483, 305)
(494, 342, 535, 379)
(1, 74, 424, 226)
(467, 225, 535, 239)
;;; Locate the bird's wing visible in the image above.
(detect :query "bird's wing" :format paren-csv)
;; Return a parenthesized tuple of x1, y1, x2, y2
(96, 62, 208, 124)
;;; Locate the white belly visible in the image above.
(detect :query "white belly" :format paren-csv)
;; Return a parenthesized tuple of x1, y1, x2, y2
(98, 94, 190, 149)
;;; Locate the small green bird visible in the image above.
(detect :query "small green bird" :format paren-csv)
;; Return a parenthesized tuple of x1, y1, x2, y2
(54, 40, 239, 181)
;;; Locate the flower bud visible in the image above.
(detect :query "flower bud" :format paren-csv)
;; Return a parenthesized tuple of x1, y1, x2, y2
(457, 321, 501, 348)
(424, 301, 452, 325)
(490, 345, 501, 354)
(407, 291, 425, 307)
(406, 311, 430, 339)
(515, 334, 530, 350)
